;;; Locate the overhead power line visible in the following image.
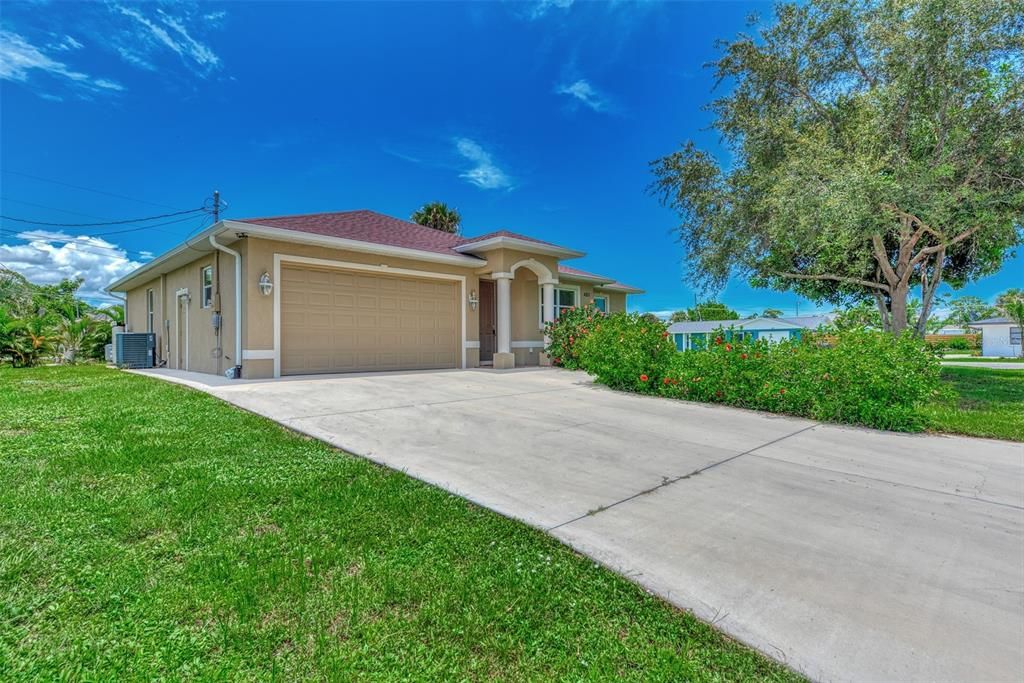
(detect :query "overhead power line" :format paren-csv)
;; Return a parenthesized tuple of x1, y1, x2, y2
(3, 213, 212, 239)
(1, 169, 185, 210)
(0, 207, 206, 228)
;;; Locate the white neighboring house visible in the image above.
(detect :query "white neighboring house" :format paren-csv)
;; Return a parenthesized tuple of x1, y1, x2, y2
(969, 317, 1022, 357)
(668, 315, 833, 351)
(934, 325, 968, 335)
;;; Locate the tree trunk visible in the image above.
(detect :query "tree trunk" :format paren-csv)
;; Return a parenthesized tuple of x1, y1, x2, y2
(889, 283, 909, 335)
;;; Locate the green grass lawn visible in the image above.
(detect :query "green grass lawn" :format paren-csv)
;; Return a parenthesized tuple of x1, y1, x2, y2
(923, 367, 1024, 441)
(0, 366, 798, 681)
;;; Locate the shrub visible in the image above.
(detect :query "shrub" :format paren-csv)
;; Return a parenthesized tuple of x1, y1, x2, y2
(574, 322, 941, 432)
(572, 312, 676, 391)
(543, 305, 605, 369)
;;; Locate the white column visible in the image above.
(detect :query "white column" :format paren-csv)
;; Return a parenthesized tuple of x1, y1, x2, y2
(496, 274, 512, 355)
(542, 282, 555, 326)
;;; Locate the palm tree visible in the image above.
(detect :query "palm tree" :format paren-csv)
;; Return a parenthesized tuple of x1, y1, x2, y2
(411, 202, 461, 234)
(99, 304, 125, 326)
(55, 317, 99, 364)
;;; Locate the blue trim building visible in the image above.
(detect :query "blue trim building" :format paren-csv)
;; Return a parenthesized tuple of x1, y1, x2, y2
(668, 316, 833, 351)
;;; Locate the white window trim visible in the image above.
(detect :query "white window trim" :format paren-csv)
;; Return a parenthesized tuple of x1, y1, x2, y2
(272, 253, 468, 378)
(146, 288, 155, 333)
(200, 265, 213, 309)
(538, 283, 581, 329)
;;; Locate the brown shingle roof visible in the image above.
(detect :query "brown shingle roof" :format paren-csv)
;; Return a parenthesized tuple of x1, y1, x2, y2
(238, 210, 473, 257)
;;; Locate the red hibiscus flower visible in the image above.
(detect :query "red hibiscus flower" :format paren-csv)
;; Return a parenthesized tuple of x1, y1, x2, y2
(640, 374, 649, 382)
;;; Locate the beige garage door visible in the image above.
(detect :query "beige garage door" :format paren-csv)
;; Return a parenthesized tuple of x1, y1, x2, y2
(280, 264, 459, 375)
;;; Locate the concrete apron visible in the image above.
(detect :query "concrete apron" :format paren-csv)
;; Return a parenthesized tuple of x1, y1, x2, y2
(134, 367, 1024, 682)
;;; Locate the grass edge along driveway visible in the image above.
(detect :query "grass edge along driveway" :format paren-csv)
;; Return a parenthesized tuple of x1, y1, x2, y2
(0, 366, 801, 682)
(925, 366, 1024, 442)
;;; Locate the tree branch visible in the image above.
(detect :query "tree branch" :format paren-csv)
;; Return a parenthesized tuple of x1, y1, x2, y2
(844, 38, 877, 88)
(870, 233, 899, 286)
(917, 248, 944, 336)
(771, 271, 891, 292)
(908, 225, 981, 268)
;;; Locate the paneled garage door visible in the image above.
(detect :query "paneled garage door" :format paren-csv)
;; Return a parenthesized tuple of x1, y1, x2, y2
(280, 264, 459, 375)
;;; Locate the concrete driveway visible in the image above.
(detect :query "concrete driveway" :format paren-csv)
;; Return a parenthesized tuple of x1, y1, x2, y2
(140, 367, 1024, 682)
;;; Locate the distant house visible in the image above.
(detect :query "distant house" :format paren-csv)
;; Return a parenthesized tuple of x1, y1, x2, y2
(968, 317, 1022, 357)
(934, 325, 969, 335)
(668, 315, 832, 351)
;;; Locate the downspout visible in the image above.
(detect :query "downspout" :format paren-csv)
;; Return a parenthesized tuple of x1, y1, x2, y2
(209, 234, 242, 378)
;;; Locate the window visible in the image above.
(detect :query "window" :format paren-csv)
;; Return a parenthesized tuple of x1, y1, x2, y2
(146, 289, 155, 332)
(1012, 327, 1022, 346)
(200, 266, 213, 308)
(538, 286, 577, 327)
(593, 295, 608, 313)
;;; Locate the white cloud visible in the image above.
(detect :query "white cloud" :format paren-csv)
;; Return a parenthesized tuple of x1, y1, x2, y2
(93, 78, 125, 91)
(0, 30, 89, 83)
(118, 6, 184, 56)
(529, 0, 574, 20)
(0, 29, 124, 95)
(158, 10, 220, 67)
(454, 138, 513, 190)
(115, 45, 156, 71)
(0, 231, 148, 301)
(556, 78, 608, 112)
(51, 35, 84, 51)
(117, 5, 221, 72)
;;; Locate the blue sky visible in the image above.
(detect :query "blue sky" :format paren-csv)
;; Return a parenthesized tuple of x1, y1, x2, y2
(1, 0, 1019, 314)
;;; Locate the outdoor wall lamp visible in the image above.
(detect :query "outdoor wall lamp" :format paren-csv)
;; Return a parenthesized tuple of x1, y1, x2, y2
(258, 272, 273, 296)
(468, 290, 479, 311)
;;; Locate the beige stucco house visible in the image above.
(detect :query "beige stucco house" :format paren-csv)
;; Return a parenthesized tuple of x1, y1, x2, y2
(107, 210, 642, 379)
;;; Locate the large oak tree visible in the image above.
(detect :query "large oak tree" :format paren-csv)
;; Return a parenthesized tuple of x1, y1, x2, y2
(651, 0, 1024, 336)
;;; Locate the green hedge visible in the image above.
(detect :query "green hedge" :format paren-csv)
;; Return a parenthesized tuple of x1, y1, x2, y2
(561, 312, 942, 432)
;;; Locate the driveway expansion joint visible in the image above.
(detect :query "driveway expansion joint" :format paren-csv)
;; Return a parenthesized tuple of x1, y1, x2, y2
(748, 452, 1024, 511)
(547, 423, 821, 531)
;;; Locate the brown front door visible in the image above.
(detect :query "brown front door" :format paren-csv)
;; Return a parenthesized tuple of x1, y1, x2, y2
(478, 279, 496, 362)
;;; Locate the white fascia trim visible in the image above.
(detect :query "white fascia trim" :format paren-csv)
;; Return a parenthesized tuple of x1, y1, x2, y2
(227, 221, 487, 268)
(454, 236, 585, 259)
(242, 349, 276, 360)
(559, 273, 614, 285)
(106, 224, 223, 293)
(596, 285, 645, 294)
(273, 253, 468, 378)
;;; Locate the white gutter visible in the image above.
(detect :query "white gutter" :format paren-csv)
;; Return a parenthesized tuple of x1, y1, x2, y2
(225, 221, 488, 267)
(209, 234, 242, 377)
